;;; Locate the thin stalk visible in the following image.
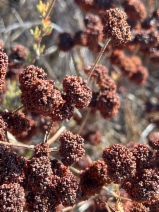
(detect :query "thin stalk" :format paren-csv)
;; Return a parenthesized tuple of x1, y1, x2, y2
(0, 140, 35, 150)
(44, 0, 56, 19)
(103, 186, 132, 202)
(78, 108, 90, 134)
(46, 125, 66, 145)
(69, 166, 80, 175)
(87, 38, 111, 83)
(44, 119, 54, 143)
(12, 105, 24, 114)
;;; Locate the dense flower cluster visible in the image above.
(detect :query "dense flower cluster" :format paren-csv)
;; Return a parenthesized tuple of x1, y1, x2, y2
(63, 75, 92, 108)
(102, 8, 131, 46)
(20, 66, 91, 121)
(59, 131, 85, 166)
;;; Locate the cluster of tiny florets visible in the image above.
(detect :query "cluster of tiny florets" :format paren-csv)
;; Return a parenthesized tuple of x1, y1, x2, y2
(59, 131, 85, 166)
(102, 8, 131, 46)
(79, 160, 109, 197)
(103, 144, 136, 183)
(63, 75, 92, 108)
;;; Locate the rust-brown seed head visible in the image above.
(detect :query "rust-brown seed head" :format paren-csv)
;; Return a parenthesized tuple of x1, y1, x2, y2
(102, 8, 131, 46)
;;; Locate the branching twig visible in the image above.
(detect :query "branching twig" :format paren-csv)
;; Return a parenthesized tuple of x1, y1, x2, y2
(0, 141, 35, 150)
(12, 105, 24, 114)
(44, 0, 57, 19)
(87, 38, 111, 82)
(47, 126, 66, 145)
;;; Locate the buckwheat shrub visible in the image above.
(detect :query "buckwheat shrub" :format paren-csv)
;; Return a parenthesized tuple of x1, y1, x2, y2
(59, 131, 85, 166)
(145, 198, 159, 211)
(58, 32, 74, 52)
(122, 0, 147, 21)
(79, 160, 109, 197)
(0, 183, 25, 212)
(102, 8, 131, 46)
(63, 75, 92, 108)
(110, 49, 125, 65)
(103, 144, 136, 183)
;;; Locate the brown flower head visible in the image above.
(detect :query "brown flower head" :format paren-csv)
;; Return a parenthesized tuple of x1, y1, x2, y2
(84, 130, 101, 145)
(63, 75, 92, 108)
(9, 44, 29, 61)
(145, 198, 159, 211)
(122, 0, 147, 21)
(130, 202, 149, 212)
(57, 170, 79, 206)
(133, 29, 159, 49)
(59, 131, 85, 166)
(34, 143, 50, 157)
(129, 66, 148, 85)
(0, 144, 26, 185)
(148, 132, 159, 150)
(19, 65, 47, 92)
(22, 79, 64, 117)
(102, 8, 131, 46)
(0, 183, 25, 212)
(16, 117, 37, 143)
(51, 101, 74, 122)
(103, 144, 136, 183)
(120, 57, 137, 77)
(1, 111, 31, 137)
(123, 169, 159, 201)
(97, 90, 120, 119)
(58, 32, 74, 52)
(110, 49, 125, 65)
(84, 14, 104, 48)
(131, 144, 153, 171)
(80, 160, 109, 197)
(26, 190, 57, 212)
(25, 155, 53, 193)
(85, 64, 110, 89)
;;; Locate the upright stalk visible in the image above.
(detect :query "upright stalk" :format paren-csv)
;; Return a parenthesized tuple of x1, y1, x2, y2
(87, 38, 111, 82)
